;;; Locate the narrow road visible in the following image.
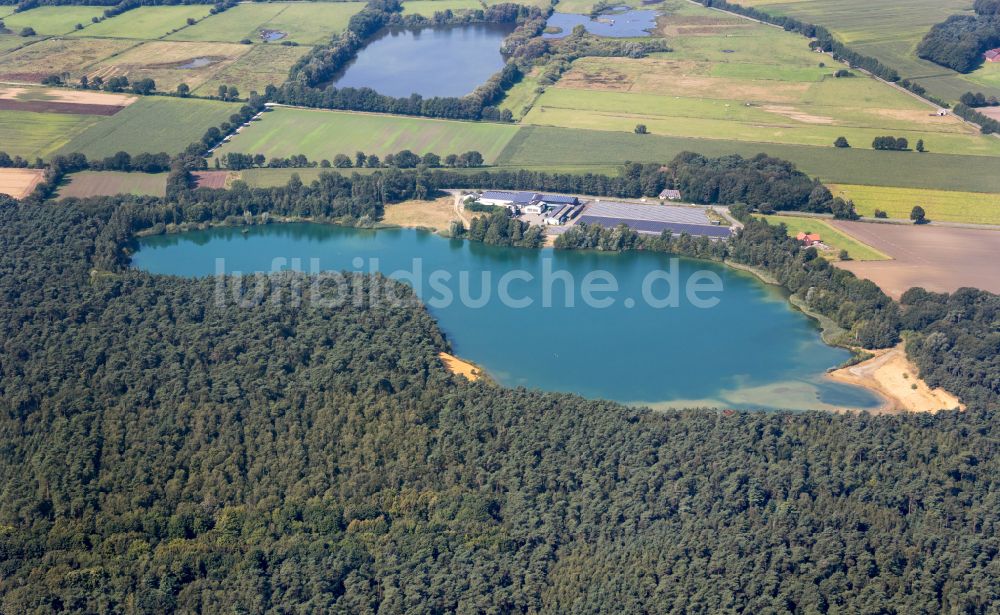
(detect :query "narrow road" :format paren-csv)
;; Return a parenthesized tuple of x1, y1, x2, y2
(450, 190, 470, 226)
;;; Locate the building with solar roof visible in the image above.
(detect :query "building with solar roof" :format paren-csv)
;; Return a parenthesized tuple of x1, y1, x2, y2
(577, 201, 731, 239)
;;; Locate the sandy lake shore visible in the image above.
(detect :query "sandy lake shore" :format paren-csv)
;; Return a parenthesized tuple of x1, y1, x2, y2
(439, 352, 482, 382)
(827, 343, 964, 413)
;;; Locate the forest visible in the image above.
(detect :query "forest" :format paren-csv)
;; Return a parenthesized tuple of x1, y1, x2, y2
(1, 154, 1000, 610)
(917, 0, 1000, 73)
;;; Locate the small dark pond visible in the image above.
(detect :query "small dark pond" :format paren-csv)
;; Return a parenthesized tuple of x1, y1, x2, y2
(260, 29, 286, 41)
(329, 23, 515, 98)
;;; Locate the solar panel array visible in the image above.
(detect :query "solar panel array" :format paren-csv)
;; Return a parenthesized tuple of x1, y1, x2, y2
(578, 201, 731, 238)
(585, 201, 711, 225)
(577, 216, 732, 238)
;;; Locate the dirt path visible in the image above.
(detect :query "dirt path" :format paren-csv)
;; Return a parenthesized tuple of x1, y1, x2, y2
(827, 344, 964, 413)
(452, 191, 470, 226)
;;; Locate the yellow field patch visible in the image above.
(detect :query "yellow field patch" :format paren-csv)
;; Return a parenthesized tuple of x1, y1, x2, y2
(0, 168, 45, 199)
(0, 85, 137, 107)
(87, 41, 253, 91)
(827, 184, 1000, 225)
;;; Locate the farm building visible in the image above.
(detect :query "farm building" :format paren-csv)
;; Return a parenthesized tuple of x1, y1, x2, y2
(796, 232, 822, 246)
(478, 191, 579, 214)
(985, 48, 1000, 63)
(659, 189, 682, 200)
(478, 190, 541, 208)
(539, 194, 579, 207)
(544, 204, 582, 226)
(577, 201, 731, 238)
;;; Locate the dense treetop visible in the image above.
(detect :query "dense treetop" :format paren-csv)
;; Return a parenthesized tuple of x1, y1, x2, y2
(0, 156, 998, 611)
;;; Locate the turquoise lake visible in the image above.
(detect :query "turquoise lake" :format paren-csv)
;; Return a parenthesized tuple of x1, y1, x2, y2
(132, 223, 882, 411)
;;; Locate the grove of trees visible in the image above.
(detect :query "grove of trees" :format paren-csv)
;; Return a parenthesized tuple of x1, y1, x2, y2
(917, 0, 1000, 73)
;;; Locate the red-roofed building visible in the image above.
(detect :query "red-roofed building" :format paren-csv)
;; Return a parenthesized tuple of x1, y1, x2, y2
(986, 48, 1000, 63)
(796, 231, 821, 246)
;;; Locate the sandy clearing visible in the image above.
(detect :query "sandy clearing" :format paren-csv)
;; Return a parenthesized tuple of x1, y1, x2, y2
(439, 352, 482, 381)
(831, 220, 1000, 298)
(382, 196, 461, 233)
(828, 344, 964, 413)
(761, 104, 835, 124)
(0, 85, 137, 106)
(0, 168, 44, 199)
(978, 106, 1000, 121)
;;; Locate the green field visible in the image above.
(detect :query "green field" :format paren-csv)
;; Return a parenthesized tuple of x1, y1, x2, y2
(58, 171, 167, 199)
(168, 2, 364, 45)
(401, 0, 483, 16)
(70, 6, 215, 39)
(526, 3, 1000, 156)
(214, 108, 521, 163)
(58, 97, 238, 158)
(729, 0, 1000, 103)
(554, 0, 660, 13)
(499, 67, 543, 120)
(0, 110, 104, 159)
(827, 184, 1000, 225)
(0, 34, 34, 54)
(759, 214, 890, 261)
(495, 125, 1000, 193)
(165, 3, 287, 42)
(1, 7, 108, 35)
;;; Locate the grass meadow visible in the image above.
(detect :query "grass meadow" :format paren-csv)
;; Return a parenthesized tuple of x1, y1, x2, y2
(1, 7, 108, 35)
(525, 4, 1000, 155)
(58, 97, 238, 158)
(70, 6, 215, 39)
(86, 41, 253, 92)
(759, 214, 889, 261)
(827, 184, 1000, 225)
(729, 0, 1000, 102)
(192, 44, 310, 96)
(498, 67, 543, 120)
(0, 109, 103, 158)
(214, 108, 521, 163)
(0, 34, 34, 54)
(401, 0, 483, 16)
(170, 2, 364, 45)
(58, 171, 167, 199)
(495, 125, 1000, 193)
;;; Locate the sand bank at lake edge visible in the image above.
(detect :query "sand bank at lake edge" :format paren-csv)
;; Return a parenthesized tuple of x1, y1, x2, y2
(827, 343, 964, 413)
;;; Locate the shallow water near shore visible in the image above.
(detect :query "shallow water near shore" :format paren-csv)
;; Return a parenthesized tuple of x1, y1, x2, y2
(544, 8, 660, 38)
(132, 223, 882, 411)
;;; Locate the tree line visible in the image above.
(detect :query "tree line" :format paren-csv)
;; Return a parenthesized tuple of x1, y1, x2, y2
(219, 149, 485, 171)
